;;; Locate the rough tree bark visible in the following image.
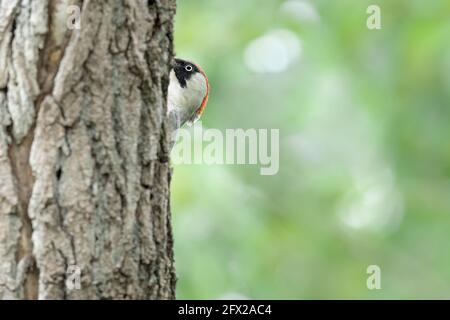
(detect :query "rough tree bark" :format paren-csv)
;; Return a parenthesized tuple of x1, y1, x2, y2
(0, 0, 177, 299)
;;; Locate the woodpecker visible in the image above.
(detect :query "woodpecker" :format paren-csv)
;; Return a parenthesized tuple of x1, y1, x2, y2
(167, 58, 209, 128)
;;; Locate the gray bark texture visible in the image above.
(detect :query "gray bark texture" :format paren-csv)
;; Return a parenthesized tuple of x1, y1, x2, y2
(0, 0, 177, 299)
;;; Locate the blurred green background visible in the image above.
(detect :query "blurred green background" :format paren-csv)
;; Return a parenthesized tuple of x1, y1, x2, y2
(171, 0, 450, 299)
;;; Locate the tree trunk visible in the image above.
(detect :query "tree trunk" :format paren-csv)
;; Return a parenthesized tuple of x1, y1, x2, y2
(0, 0, 176, 299)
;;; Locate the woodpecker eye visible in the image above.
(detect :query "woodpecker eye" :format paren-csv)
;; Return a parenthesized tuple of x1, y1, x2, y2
(185, 65, 193, 72)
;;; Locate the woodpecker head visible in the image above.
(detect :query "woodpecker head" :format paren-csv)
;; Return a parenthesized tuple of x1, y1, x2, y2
(168, 58, 209, 126)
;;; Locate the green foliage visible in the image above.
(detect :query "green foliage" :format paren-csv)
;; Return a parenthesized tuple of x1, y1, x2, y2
(172, 0, 450, 299)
